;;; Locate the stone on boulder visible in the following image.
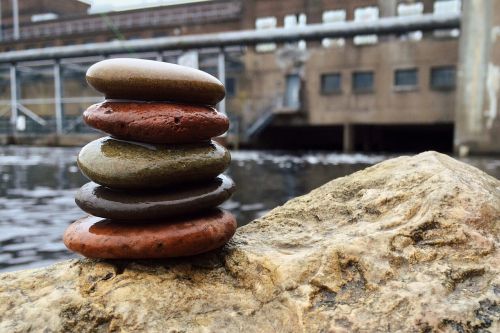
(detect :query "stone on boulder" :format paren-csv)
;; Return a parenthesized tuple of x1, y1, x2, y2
(1, 152, 499, 332)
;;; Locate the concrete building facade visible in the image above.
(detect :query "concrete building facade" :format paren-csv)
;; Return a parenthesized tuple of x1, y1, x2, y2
(0, 0, 496, 152)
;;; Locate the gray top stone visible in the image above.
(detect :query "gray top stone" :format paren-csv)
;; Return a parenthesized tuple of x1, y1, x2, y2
(86, 58, 225, 105)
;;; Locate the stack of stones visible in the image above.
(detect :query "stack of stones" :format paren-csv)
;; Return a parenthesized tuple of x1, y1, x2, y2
(63, 58, 237, 259)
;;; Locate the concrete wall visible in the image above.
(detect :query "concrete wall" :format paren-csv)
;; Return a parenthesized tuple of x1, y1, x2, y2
(306, 39, 457, 125)
(455, 0, 500, 154)
(237, 0, 459, 133)
(2, 0, 489, 151)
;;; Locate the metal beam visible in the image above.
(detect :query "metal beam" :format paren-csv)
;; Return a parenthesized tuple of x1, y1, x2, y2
(217, 50, 226, 116)
(17, 104, 47, 126)
(0, 13, 461, 63)
(11, 0, 19, 40)
(0, 97, 104, 105)
(9, 64, 17, 135)
(54, 61, 63, 135)
(0, 96, 104, 107)
(0, 0, 3, 42)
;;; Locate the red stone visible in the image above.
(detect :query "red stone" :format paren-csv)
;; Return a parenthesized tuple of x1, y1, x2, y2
(83, 101, 229, 144)
(63, 209, 237, 259)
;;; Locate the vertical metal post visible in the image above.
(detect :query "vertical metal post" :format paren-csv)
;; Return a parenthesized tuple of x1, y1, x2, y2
(343, 123, 354, 152)
(9, 63, 17, 135)
(0, 0, 3, 42)
(217, 50, 226, 115)
(156, 52, 163, 62)
(12, 0, 19, 40)
(54, 61, 63, 135)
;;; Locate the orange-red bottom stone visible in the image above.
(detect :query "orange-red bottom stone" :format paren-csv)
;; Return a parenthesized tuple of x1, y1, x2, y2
(63, 209, 236, 259)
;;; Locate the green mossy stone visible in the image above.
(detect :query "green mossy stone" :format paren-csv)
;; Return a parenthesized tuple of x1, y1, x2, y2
(77, 137, 231, 189)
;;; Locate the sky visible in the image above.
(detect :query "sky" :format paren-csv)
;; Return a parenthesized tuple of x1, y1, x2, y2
(82, 0, 212, 13)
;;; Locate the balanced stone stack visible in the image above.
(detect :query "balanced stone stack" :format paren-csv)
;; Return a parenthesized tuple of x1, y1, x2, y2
(63, 58, 237, 259)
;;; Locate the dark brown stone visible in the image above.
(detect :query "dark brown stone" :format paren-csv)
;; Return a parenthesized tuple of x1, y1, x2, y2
(86, 58, 225, 105)
(75, 175, 235, 220)
(83, 101, 229, 144)
(63, 209, 237, 259)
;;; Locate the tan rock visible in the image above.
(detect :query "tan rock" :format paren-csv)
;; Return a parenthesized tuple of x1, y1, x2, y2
(1, 152, 499, 333)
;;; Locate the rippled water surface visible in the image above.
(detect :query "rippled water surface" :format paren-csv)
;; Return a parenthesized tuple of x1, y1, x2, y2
(0, 146, 498, 272)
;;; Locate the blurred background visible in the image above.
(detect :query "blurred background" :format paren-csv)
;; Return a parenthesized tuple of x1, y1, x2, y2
(0, 0, 499, 272)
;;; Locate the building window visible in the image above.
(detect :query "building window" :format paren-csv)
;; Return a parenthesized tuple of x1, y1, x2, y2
(226, 77, 236, 98)
(321, 73, 341, 94)
(322, 10, 346, 47)
(433, 0, 461, 38)
(354, 6, 379, 45)
(31, 13, 58, 23)
(430, 66, 456, 90)
(284, 74, 301, 109)
(255, 17, 277, 52)
(352, 71, 374, 93)
(394, 68, 418, 89)
(397, 3, 423, 41)
(284, 13, 307, 49)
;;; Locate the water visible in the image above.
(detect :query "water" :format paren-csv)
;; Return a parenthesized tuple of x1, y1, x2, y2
(0, 146, 498, 273)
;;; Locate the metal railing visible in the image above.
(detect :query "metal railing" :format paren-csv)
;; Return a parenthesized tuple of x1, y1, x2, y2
(0, 13, 461, 139)
(0, 1, 242, 41)
(0, 13, 460, 63)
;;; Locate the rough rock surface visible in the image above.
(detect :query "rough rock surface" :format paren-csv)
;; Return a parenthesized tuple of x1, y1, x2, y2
(1, 152, 499, 333)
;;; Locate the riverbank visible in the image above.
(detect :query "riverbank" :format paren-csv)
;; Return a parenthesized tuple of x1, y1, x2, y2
(1, 147, 499, 273)
(1, 152, 498, 332)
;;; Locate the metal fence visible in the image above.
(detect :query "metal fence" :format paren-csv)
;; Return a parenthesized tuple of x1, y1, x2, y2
(0, 13, 461, 138)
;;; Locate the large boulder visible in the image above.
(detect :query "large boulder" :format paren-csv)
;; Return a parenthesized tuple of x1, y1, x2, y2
(1, 152, 499, 332)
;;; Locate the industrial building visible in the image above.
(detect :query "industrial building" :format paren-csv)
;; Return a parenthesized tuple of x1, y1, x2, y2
(0, 0, 498, 153)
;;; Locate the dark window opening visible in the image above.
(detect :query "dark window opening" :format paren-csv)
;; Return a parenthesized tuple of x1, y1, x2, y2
(321, 73, 341, 94)
(352, 71, 374, 93)
(394, 68, 418, 88)
(430, 66, 456, 90)
(284, 74, 301, 109)
(226, 77, 236, 98)
(153, 31, 166, 37)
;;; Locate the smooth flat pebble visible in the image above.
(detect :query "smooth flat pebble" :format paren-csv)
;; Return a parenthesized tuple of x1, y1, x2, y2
(77, 137, 231, 189)
(86, 58, 225, 105)
(63, 209, 237, 259)
(83, 101, 229, 144)
(75, 175, 236, 220)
